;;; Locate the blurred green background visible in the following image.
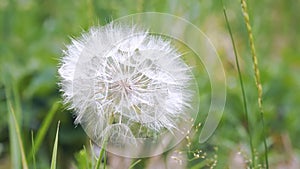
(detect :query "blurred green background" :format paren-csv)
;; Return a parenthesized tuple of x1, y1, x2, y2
(0, 0, 299, 168)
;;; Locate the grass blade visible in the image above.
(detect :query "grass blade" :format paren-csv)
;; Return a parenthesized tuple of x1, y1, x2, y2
(222, 1, 255, 168)
(75, 146, 90, 169)
(9, 102, 29, 169)
(95, 146, 105, 169)
(50, 121, 60, 169)
(5, 85, 21, 169)
(103, 147, 107, 169)
(29, 101, 61, 158)
(129, 159, 141, 169)
(95, 138, 108, 169)
(89, 140, 96, 168)
(31, 131, 37, 169)
(95, 121, 112, 169)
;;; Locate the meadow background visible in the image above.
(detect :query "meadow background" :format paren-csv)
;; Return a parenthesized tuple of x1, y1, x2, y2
(0, 0, 299, 168)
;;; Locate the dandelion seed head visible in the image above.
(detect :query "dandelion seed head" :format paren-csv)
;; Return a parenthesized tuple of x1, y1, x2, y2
(58, 23, 197, 156)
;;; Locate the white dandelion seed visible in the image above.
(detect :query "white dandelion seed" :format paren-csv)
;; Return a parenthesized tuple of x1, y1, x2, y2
(58, 23, 194, 150)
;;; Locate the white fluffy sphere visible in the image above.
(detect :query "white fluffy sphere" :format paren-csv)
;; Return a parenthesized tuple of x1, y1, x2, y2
(58, 23, 195, 156)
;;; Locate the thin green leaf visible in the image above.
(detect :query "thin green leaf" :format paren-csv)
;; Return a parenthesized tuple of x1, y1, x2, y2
(29, 101, 61, 158)
(95, 123, 111, 169)
(103, 147, 107, 169)
(5, 84, 21, 169)
(129, 159, 141, 169)
(31, 131, 37, 169)
(75, 146, 90, 169)
(89, 140, 96, 168)
(50, 121, 60, 169)
(94, 147, 104, 169)
(95, 139, 108, 169)
(9, 102, 29, 169)
(12, 79, 22, 122)
(222, 1, 254, 168)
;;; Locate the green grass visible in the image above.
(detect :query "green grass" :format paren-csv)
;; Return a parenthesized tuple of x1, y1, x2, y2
(0, 0, 299, 168)
(222, 3, 255, 168)
(9, 101, 28, 169)
(30, 131, 37, 169)
(240, 0, 269, 168)
(50, 121, 60, 169)
(29, 101, 61, 159)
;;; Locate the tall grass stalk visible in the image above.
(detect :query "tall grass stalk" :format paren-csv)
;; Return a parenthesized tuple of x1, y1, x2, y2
(222, 4, 255, 168)
(240, 0, 269, 168)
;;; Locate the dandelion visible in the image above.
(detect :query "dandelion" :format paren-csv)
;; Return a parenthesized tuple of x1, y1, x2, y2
(58, 23, 194, 152)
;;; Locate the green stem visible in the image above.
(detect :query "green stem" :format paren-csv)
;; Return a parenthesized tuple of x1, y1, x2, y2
(240, 0, 269, 168)
(222, 3, 254, 168)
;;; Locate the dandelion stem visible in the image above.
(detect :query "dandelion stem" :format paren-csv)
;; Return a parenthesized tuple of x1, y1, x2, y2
(222, 3, 255, 168)
(240, 0, 269, 168)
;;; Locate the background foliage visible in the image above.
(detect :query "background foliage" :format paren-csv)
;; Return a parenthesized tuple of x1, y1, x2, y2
(0, 0, 299, 168)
